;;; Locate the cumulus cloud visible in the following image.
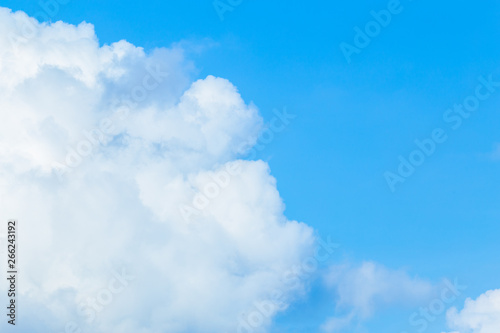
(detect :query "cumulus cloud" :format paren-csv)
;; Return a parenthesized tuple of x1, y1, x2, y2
(322, 261, 436, 332)
(0, 7, 315, 333)
(444, 289, 500, 333)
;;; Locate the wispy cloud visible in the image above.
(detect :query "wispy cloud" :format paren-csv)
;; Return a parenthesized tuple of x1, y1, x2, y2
(322, 261, 438, 332)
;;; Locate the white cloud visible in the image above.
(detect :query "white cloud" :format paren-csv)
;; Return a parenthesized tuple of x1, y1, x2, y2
(444, 289, 500, 333)
(322, 261, 436, 332)
(0, 7, 315, 333)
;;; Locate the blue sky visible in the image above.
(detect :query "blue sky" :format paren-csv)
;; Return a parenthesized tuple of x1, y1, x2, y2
(2, 0, 500, 332)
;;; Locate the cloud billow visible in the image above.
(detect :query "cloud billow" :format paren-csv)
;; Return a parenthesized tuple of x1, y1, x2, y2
(0, 7, 315, 333)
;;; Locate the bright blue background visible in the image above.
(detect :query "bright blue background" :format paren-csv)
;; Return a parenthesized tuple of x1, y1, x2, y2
(3, 0, 500, 332)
